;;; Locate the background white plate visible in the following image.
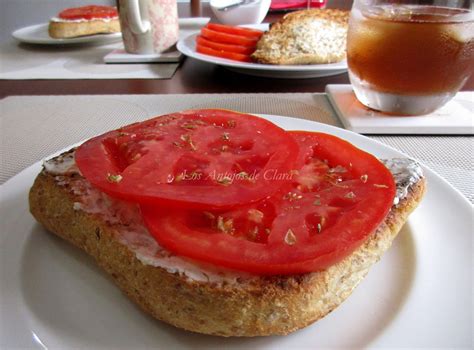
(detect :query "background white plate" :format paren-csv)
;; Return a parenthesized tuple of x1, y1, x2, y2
(0, 116, 471, 349)
(176, 24, 348, 79)
(12, 23, 122, 45)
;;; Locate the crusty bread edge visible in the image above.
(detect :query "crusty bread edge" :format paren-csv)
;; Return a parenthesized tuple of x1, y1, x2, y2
(48, 19, 120, 39)
(251, 52, 347, 65)
(29, 170, 426, 337)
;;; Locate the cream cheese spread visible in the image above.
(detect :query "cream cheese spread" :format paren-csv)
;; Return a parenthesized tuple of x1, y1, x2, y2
(43, 151, 78, 175)
(43, 152, 423, 284)
(382, 158, 423, 206)
(50, 16, 118, 23)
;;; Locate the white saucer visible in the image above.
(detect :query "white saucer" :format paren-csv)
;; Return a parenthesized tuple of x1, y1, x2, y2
(326, 85, 474, 135)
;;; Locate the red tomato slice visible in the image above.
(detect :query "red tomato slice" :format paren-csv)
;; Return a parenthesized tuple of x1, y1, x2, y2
(201, 27, 259, 47)
(205, 23, 264, 39)
(196, 36, 256, 55)
(75, 109, 298, 209)
(141, 131, 396, 275)
(196, 44, 252, 62)
(59, 5, 118, 20)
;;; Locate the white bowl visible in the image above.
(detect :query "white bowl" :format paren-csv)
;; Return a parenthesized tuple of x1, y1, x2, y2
(210, 0, 271, 25)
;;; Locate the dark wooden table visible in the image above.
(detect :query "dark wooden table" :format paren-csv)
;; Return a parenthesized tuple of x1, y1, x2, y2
(0, 1, 472, 98)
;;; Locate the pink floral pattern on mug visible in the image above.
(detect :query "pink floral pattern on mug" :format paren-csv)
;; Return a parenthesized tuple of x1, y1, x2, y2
(150, 0, 179, 52)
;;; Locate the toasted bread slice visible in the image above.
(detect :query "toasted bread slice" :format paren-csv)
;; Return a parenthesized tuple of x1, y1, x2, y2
(29, 151, 425, 337)
(48, 18, 120, 39)
(252, 9, 349, 65)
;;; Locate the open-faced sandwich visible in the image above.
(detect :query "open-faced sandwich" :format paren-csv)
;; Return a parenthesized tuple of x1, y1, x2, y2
(252, 9, 350, 64)
(29, 109, 426, 337)
(48, 5, 120, 39)
(194, 10, 350, 65)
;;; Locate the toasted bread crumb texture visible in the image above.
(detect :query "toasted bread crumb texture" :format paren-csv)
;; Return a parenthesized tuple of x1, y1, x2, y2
(48, 19, 120, 38)
(29, 168, 425, 337)
(252, 9, 349, 65)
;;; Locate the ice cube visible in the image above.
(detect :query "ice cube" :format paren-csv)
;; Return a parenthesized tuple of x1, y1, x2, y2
(446, 22, 474, 43)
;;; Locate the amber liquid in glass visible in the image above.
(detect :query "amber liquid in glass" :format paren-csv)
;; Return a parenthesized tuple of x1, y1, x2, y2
(347, 5, 474, 115)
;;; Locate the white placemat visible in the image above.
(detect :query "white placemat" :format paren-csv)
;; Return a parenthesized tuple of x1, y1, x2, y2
(0, 18, 209, 80)
(0, 41, 180, 80)
(0, 93, 472, 203)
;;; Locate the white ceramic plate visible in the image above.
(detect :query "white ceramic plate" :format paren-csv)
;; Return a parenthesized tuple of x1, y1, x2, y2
(0, 116, 471, 349)
(12, 23, 122, 45)
(176, 24, 348, 79)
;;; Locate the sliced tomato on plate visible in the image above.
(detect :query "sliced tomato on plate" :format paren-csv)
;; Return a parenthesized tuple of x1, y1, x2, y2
(75, 109, 298, 209)
(200, 27, 259, 47)
(196, 36, 256, 55)
(196, 44, 252, 62)
(59, 5, 118, 20)
(205, 23, 264, 39)
(141, 131, 396, 275)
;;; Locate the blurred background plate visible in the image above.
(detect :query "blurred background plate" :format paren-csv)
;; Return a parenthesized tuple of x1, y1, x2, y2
(177, 24, 348, 79)
(12, 23, 122, 45)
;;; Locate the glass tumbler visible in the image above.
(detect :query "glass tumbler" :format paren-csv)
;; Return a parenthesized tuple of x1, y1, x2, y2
(347, 0, 474, 115)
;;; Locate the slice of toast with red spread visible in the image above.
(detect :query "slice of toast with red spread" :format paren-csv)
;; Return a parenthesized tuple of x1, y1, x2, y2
(48, 5, 120, 39)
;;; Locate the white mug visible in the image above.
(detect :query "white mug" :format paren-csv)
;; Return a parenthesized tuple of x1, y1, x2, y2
(118, 0, 179, 54)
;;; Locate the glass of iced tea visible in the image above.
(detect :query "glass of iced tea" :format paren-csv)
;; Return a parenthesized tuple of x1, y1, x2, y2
(347, 0, 474, 115)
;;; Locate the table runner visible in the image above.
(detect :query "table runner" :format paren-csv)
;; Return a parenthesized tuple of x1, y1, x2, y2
(1, 93, 472, 203)
(0, 18, 208, 80)
(0, 41, 180, 80)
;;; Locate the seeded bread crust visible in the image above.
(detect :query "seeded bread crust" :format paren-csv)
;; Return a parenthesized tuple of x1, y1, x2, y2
(252, 9, 349, 65)
(48, 19, 120, 39)
(29, 165, 425, 337)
